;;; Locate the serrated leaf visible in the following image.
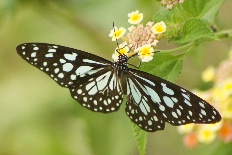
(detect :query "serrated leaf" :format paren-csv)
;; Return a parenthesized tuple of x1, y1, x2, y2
(139, 54, 184, 82)
(131, 121, 147, 155)
(174, 18, 218, 43)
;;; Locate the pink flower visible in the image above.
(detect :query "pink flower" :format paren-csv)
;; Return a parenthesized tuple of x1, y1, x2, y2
(218, 122, 232, 143)
(183, 133, 198, 148)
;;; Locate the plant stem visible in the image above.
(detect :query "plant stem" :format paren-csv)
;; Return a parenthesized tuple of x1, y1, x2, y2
(157, 42, 193, 54)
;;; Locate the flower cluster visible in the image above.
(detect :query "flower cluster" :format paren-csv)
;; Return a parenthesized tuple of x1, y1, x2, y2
(178, 50, 232, 148)
(109, 10, 166, 62)
(161, 0, 185, 10)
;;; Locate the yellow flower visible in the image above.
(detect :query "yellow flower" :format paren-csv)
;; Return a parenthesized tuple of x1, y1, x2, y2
(109, 27, 126, 41)
(112, 42, 129, 61)
(223, 79, 232, 93)
(152, 21, 166, 34)
(202, 66, 215, 82)
(221, 98, 232, 118)
(197, 122, 222, 144)
(136, 44, 154, 62)
(178, 123, 195, 134)
(128, 10, 143, 24)
(197, 128, 217, 144)
(213, 78, 232, 101)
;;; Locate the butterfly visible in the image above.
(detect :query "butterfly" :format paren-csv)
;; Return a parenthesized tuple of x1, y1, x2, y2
(16, 43, 221, 132)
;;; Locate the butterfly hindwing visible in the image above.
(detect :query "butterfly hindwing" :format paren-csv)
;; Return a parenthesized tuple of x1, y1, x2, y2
(16, 43, 112, 88)
(69, 68, 124, 113)
(126, 68, 221, 132)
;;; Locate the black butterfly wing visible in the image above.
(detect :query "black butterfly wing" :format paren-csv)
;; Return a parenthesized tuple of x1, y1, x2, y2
(69, 68, 124, 113)
(16, 43, 112, 88)
(16, 43, 124, 113)
(125, 68, 221, 132)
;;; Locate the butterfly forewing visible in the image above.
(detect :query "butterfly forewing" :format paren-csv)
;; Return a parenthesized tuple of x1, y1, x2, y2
(126, 68, 221, 132)
(16, 43, 124, 113)
(16, 43, 112, 88)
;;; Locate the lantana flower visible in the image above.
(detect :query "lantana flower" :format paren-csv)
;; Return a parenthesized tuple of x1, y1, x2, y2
(128, 10, 143, 24)
(109, 11, 166, 63)
(136, 44, 154, 62)
(109, 27, 126, 41)
(152, 21, 167, 34)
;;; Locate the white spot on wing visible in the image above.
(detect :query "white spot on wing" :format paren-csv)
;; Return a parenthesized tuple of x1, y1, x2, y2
(172, 111, 178, 118)
(64, 53, 77, 61)
(161, 83, 174, 95)
(71, 74, 76, 80)
(33, 47, 39, 50)
(139, 102, 150, 115)
(182, 93, 190, 101)
(77, 89, 82, 94)
(96, 72, 111, 91)
(60, 59, 66, 63)
(58, 73, 64, 78)
(163, 96, 174, 108)
(31, 52, 36, 57)
(201, 109, 206, 116)
(45, 53, 53, 57)
(54, 68, 59, 74)
(146, 86, 161, 104)
(75, 66, 93, 75)
(48, 49, 56, 52)
(184, 99, 192, 106)
(83, 59, 106, 65)
(159, 105, 165, 111)
(63, 63, 73, 72)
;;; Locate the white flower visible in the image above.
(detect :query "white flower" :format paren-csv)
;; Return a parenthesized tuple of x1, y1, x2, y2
(152, 21, 166, 34)
(128, 10, 143, 24)
(109, 27, 126, 41)
(136, 44, 154, 62)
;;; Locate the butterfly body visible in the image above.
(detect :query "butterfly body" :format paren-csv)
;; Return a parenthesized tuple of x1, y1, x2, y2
(112, 54, 128, 94)
(16, 43, 221, 132)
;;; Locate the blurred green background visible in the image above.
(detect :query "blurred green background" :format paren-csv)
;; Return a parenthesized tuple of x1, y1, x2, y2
(0, 0, 232, 155)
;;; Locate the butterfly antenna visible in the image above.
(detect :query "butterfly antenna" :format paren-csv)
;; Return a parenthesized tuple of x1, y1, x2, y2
(113, 22, 121, 55)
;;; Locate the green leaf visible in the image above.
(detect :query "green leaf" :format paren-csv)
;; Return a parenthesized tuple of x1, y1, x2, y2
(174, 18, 218, 43)
(201, 0, 226, 23)
(182, 0, 226, 20)
(153, 7, 181, 24)
(139, 54, 184, 82)
(182, 0, 207, 17)
(153, 8, 172, 23)
(131, 121, 147, 155)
